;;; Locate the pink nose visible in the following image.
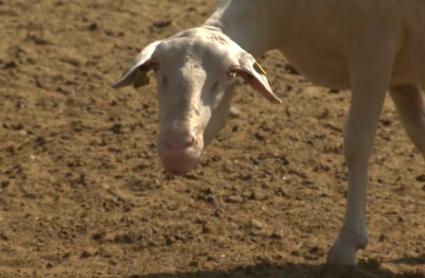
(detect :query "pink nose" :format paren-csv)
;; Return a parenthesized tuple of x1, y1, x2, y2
(165, 131, 196, 151)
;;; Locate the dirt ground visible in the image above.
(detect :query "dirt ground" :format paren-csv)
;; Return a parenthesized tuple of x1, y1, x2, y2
(0, 0, 424, 277)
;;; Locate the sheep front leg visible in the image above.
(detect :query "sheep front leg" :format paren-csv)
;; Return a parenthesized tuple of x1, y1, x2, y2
(326, 44, 394, 266)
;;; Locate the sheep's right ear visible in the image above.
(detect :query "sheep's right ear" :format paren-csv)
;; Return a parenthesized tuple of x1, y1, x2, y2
(112, 41, 161, 89)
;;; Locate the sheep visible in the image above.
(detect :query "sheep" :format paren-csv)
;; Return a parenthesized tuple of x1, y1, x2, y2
(113, 0, 425, 269)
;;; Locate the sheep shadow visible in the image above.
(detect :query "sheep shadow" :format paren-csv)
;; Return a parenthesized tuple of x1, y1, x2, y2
(128, 261, 425, 278)
(392, 255, 425, 266)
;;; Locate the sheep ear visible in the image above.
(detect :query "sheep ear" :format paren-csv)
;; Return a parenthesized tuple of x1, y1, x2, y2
(233, 54, 282, 104)
(112, 41, 161, 89)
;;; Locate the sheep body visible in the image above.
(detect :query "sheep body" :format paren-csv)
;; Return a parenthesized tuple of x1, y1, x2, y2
(207, 0, 425, 88)
(114, 0, 425, 269)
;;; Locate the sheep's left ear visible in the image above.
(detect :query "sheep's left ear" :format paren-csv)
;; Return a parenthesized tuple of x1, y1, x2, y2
(232, 53, 282, 103)
(113, 40, 161, 89)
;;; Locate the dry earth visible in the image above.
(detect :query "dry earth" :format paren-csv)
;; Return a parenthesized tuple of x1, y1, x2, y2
(0, 0, 424, 277)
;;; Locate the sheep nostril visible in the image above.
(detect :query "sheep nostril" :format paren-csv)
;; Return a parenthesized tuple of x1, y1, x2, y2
(187, 136, 195, 147)
(166, 134, 196, 151)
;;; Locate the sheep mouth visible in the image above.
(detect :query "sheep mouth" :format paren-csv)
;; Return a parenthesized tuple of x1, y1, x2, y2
(159, 147, 202, 175)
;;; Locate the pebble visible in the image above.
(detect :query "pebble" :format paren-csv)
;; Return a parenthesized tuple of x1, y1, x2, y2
(416, 175, 425, 182)
(80, 250, 92, 259)
(250, 219, 264, 229)
(2, 60, 17, 69)
(224, 195, 243, 203)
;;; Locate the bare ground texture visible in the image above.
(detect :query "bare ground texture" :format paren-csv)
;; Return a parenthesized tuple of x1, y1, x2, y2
(0, 0, 424, 277)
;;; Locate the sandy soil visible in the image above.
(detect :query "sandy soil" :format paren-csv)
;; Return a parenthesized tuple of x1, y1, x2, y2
(0, 0, 424, 277)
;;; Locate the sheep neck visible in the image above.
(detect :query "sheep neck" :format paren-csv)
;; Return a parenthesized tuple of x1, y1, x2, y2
(204, 1, 279, 57)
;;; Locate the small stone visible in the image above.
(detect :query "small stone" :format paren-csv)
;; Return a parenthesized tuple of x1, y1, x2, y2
(109, 123, 123, 134)
(309, 246, 320, 254)
(1, 181, 9, 189)
(3, 61, 17, 69)
(0, 232, 9, 241)
(34, 136, 47, 146)
(92, 232, 105, 241)
(285, 84, 293, 92)
(206, 255, 215, 261)
(80, 250, 92, 259)
(202, 224, 211, 234)
(229, 107, 240, 118)
(11, 123, 23, 130)
(250, 219, 264, 229)
(224, 195, 243, 203)
(246, 191, 257, 200)
(88, 23, 98, 31)
(254, 132, 266, 142)
(165, 237, 175, 246)
(189, 260, 198, 267)
(151, 19, 172, 29)
(416, 175, 425, 182)
(291, 250, 300, 256)
(30, 35, 51, 45)
(270, 232, 282, 240)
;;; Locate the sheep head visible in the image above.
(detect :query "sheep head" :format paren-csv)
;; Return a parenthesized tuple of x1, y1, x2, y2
(113, 27, 281, 175)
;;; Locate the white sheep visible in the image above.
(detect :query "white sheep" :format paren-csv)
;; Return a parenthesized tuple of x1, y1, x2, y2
(113, 0, 425, 269)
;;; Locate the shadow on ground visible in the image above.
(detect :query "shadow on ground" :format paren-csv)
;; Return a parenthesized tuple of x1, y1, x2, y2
(393, 255, 425, 266)
(129, 261, 425, 278)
